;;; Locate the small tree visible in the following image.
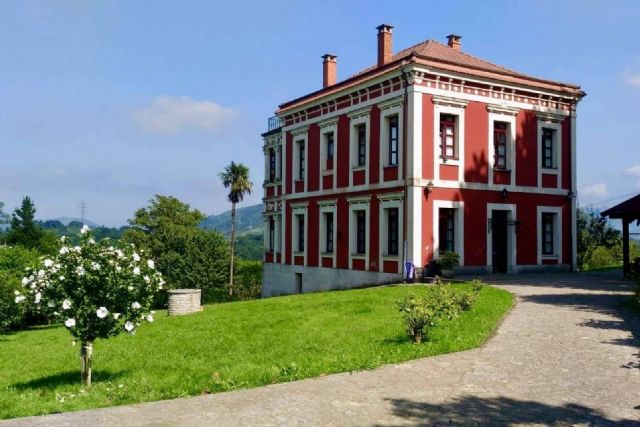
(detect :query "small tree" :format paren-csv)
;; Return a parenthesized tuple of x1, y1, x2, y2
(219, 162, 253, 296)
(15, 226, 163, 385)
(577, 207, 621, 270)
(6, 196, 57, 253)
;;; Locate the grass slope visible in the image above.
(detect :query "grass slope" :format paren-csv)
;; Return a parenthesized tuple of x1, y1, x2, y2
(0, 284, 513, 419)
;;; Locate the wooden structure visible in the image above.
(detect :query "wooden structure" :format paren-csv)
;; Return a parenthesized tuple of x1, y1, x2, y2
(601, 193, 640, 277)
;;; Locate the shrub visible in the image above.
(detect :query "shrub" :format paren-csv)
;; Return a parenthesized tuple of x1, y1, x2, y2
(235, 260, 262, 301)
(398, 281, 484, 343)
(0, 246, 41, 332)
(438, 251, 460, 270)
(15, 226, 163, 385)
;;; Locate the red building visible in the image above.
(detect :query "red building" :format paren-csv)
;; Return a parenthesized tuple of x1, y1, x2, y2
(261, 25, 585, 296)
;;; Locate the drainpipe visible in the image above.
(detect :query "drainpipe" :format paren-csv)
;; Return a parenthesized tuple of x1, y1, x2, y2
(400, 63, 410, 281)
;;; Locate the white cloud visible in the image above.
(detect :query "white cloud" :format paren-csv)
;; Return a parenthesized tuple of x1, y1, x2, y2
(623, 70, 640, 88)
(623, 164, 640, 178)
(133, 95, 237, 135)
(581, 182, 608, 199)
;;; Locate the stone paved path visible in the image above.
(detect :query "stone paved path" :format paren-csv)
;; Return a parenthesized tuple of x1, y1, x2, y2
(3, 272, 639, 426)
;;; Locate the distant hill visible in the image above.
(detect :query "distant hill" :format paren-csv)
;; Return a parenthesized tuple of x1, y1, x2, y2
(50, 217, 100, 227)
(201, 203, 263, 237)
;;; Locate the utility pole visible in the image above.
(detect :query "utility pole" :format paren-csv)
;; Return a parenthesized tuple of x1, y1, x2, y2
(79, 201, 87, 226)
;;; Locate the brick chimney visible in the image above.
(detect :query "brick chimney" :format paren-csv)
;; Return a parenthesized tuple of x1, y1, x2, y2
(322, 54, 337, 88)
(447, 34, 462, 51)
(377, 24, 393, 66)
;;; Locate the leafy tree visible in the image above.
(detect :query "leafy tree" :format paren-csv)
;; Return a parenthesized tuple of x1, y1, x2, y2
(15, 227, 162, 385)
(0, 246, 40, 332)
(6, 196, 57, 253)
(577, 207, 622, 270)
(219, 162, 253, 295)
(125, 195, 230, 292)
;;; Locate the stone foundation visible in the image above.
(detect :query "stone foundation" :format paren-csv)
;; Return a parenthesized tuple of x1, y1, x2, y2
(167, 289, 202, 316)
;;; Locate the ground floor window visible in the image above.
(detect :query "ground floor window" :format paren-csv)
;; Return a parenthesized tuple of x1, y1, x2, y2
(541, 212, 555, 255)
(296, 214, 305, 253)
(269, 217, 275, 252)
(356, 210, 366, 255)
(325, 212, 334, 254)
(387, 208, 399, 255)
(439, 208, 455, 253)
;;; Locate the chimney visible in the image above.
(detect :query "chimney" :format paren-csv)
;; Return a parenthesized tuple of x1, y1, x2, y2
(377, 24, 393, 66)
(322, 54, 337, 88)
(447, 34, 462, 51)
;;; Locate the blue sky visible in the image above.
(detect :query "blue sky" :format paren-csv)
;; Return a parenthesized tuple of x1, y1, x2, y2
(1, 0, 639, 226)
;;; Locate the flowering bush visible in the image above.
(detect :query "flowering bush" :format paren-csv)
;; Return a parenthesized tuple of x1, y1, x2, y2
(15, 225, 164, 385)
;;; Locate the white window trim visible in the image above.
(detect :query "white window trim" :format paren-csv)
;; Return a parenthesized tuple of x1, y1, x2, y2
(537, 206, 563, 265)
(488, 110, 517, 186)
(291, 204, 308, 266)
(432, 200, 465, 266)
(433, 100, 466, 182)
(318, 201, 337, 268)
(263, 213, 282, 255)
(537, 120, 562, 189)
(349, 110, 370, 187)
(348, 196, 371, 269)
(486, 203, 517, 271)
(319, 122, 338, 190)
(379, 102, 403, 182)
(378, 193, 404, 274)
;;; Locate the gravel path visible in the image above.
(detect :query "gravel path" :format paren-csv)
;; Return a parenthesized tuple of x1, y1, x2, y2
(3, 272, 639, 426)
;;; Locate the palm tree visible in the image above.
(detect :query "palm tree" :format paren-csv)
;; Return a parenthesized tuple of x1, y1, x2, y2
(219, 162, 253, 296)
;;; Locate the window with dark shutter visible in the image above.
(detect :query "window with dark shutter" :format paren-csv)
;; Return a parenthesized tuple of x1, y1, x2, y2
(297, 215, 305, 253)
(357, 125, 366, 166)
(494, 122, 508, 170)
(388, 115, 398, 166)
(542, 213, 555, 255)
(388, 208, 399, 255)
(542, 129, 555, 169)
(439, 208, 455, 253)
(440, 114, 457, 160)
(356, 210, 366, 254)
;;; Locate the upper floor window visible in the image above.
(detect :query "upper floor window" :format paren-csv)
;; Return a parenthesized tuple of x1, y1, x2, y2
(269, 148, 276, 181)
(297, 214, 305, 253)
(297, 140, 305, 180)
(356, 210, 366, 254)
(325, 212, 334, 254)
(440, 114, 457, 160)
(541, 212, 555, 255)
(494, 122, 508, 170)
(326, 132, 334, 161)
(387, 207, 399, 256)
(439, 208, 455, 253)
(388, 115, 399, 166)
(541, 128, 556, 169)
(357, 124, 366, 167)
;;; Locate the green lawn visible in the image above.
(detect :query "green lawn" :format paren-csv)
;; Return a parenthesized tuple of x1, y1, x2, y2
(0, 283, 513, 419)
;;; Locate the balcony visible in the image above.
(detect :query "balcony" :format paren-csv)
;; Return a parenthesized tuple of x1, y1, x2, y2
(267, 116, 283, 132)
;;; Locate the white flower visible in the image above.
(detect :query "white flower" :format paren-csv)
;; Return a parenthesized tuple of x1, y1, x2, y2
(116, 265, 122, 273)
(47, 300, 55, 308)
(62, 299, 72, 310)
(15, 295, 26, 303)
(133, 267, 140, 275)
(147, 259, 155, 269)
(113, 312, 121, 320)
(37, 270, 45, 278)
(127, 286, 133, 291)
(59, 246, 69, 255)
(131, 301, 141, 310)
(64, 318, 76, 328)
(115, 249, 124, 259)
(124, 321, 135, 332)
(143, 275, 150, 283)
(133, 253, 141, 262)
(73, 246, 81, 253)
(146, 314, 154, 322)
(80, 224, 90, 234)
(34, 292, 42, 304)
(76, 266, 86, 276)
(43, 259, 54, 268)
(21, 277, 30, 287)
(60, 236, 67, 242)
(91, 262, 101, 271)
(14, 290, 20, 296)
(96, 306, 109, 318)
(59, 275, 65, 281)
(88, 238, 95, 245)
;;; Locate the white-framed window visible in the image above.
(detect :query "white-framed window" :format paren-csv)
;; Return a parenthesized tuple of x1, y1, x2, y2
(537, 206, 562, 264)
(378, 193, 404, 270)
(319, 119, 338, 189)
(348, 196, 370, 269)
(432, 200, 465, 265)
(487, 107, 517, 186)
(291, 203, 308, 265)
(318, 201, 337, 268)
(291, 128, 308, 190)
(264, 214, 281, 254)
(348, 110, 370, 186)
(379, 99, 404, 182)
(433, 96, 467, 181)
(536, 117, 562, 188)
(297, 140, 305, 180)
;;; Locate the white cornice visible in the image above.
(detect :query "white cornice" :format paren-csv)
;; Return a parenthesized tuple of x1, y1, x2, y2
(487, 103, 519, 116)
(432, 94, 469, 108)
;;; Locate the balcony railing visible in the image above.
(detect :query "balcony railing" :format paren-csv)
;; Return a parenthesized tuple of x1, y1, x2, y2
(267, 116, 283, 132)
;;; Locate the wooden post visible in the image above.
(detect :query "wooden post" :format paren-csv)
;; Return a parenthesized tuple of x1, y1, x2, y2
(623, 217, 630, 278)
(81, 341, 93, 386)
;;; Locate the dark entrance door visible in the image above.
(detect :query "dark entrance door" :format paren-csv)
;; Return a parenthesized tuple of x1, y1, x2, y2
(492, 210, 508, 273)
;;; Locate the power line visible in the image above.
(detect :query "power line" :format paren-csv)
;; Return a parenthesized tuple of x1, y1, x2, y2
(585, 190, 639, 208)
(79, 201, 87, 225)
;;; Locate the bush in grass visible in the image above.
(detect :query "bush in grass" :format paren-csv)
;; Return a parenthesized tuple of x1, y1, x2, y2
(14, 226, 163, 385)
(0, 246, 40, 332)
(235, 259, 262, 301)
(398, 280, 484, 343)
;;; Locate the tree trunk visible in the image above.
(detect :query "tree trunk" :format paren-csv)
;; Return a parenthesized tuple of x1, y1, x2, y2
(229, 202, 236, 296)
(81, 341, 93, 386)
